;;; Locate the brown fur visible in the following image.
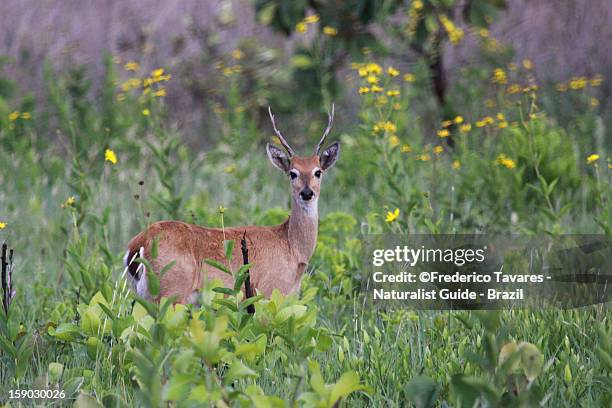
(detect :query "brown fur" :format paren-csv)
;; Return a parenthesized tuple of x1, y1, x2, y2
(126, 151, 335, 303)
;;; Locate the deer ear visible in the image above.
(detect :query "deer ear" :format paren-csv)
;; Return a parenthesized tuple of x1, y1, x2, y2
(320, 141, 340, 170)
(266, 143, 291, 172)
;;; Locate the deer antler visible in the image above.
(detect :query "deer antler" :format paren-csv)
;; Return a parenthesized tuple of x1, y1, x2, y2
(268, 107, 294, 157)
(314, 103, 335, 155)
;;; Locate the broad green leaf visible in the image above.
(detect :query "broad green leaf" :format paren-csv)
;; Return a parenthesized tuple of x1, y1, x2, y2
(519, 342, 544, 381)
(329, 371, 367, 405)
(81, 310, 101, 336)
(74, 392, 103, 408)
(257, 3, 277, 25)
(48, 323, 81, 342)
(48, 362, 64, 382)
(224, 359, 258, 383)
(213, 287, 236, 296)
(291, 54, 313, 69)
(205, 258, 231, 275)
(406, 375, 440, 408)
(274, 305, 307, 324)
(224, 239, 235, 263)
(308, 360, 327, 396)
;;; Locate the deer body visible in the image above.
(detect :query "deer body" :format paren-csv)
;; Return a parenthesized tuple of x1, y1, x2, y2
(124, 107, 339, 303)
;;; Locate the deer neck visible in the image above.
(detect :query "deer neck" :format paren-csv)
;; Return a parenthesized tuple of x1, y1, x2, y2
(287, 196, 318, 263)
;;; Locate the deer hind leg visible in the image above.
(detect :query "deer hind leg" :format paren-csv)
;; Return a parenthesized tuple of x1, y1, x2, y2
(125, 247, 197, 304)
(124, 247, 150, 299)
(157, 254, 199, 304)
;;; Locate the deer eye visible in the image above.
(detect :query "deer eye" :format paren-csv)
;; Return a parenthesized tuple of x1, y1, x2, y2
(289, 171, 298, 180)
(314, 170, 322, 178)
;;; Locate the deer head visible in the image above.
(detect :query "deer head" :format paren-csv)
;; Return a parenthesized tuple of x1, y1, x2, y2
(266, 106, 340, 215)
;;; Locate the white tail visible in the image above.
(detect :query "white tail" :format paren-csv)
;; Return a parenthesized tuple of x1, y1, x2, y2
(125, 106, 340, 303)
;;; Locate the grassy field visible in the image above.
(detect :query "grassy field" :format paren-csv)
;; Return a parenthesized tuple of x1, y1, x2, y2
(0, 45, 611, 407)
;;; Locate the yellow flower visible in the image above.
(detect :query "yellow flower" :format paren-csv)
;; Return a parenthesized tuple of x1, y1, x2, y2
(522, 59, 533, 70)
(586, 154, 600, 165)
(569, 77, 587, 90)
(590, 97, 599, 107)
(389, 135, 400, 148)
(437, 129, 450, 138)
(412, 0, 423, 10)
(386, 89, 400, 97)
(460, 124, 472, 133)
(452, 160, 461, 170)
(403, 73, 416, 82)
(507, 84, 522, 94)
(555, 83, 568, 92)
(0, 221, 7, 229)
(392, 102, 401, 110)
(484, 99, 496, 108)
(104, 149, 118, 165)
(478, 28, 489, 38)
(373, 121, 397, 134)
(152, 68, 164, 78)
(154, 88, 166, 97)
(385, 208, 400, 223)
(358, 87, 370, 95)
(485, 38, 500, 52)
(496, 113, 505, 121)
(142, 109, 150, 116)
(448, 28, 464, 44)
(496, 153, 516, 169)
(387, 66, 400, 77)
(366, 74, 379, 84)
(498, 121, 508, 129)
(358, 67, 368, 77)
(366, 63, 382, 74)
(375, 96, 388, 106)
(295, 22, 307, 33)
(9, 111, 20, 121)
(304, 14, 319, 24)
(116, 93, 126, 102)
(231, 49, 245, 60)
(475, 120, 487, 128)
(441, 120, 453, 128)
(400, 144, 412, 153)
(61, 196, 76, 209)
(454, 115, 464, 124)
(124, 61, 140, 71)
(21, 112, 31, 120)
(492, 68, 507, 84)
(416, 154, 431, 162)
(439, 15, 464, 44)
(224, 164, 237, 173)
(218, 205, 226, 214)
(589, 75, 603, 87)
(433, 145, 444, 155)
(483, 116, 494, 125)
(371, 85, 384, 93)
(323, 26, 338, 36)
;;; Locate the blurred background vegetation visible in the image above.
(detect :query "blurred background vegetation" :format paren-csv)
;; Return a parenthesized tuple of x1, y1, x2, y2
(0, 0, 610, 406)
(0, 0, 610, 145)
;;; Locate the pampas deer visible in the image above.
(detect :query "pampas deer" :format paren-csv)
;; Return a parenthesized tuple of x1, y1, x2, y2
(124, 106, 340, 303)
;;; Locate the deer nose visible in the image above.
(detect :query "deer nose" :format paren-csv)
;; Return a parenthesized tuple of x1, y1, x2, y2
(300, 188, 314, 201)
